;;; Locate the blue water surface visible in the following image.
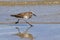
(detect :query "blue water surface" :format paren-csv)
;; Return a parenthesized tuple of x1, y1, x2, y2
(0, 24, 60, 40)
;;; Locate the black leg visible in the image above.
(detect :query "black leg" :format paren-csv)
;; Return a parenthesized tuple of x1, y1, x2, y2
(15, 21, 19, 24)
(25, 21, 33, 27)
(15, 19, 20, 24)
(24, 24, 33, 33)
(16, 27, 21, 33)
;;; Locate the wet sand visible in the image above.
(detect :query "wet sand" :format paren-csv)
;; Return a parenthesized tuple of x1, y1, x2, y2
(0, 1, 60, 6)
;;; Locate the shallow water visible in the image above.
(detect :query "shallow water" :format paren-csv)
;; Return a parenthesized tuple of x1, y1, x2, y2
(0, 5, 60, 23)
(0, 24, 60, 40)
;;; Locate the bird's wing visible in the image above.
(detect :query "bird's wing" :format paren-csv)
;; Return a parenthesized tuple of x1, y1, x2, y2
(17, 12, 31, 15)
(17, 13, 22, 15)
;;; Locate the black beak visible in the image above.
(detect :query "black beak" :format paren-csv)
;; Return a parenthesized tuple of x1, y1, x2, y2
(33, 14, 37, 16)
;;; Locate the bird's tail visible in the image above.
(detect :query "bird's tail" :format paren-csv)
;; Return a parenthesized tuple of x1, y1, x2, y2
(10, 15, 20, 17)
(10, 15, 16, 17)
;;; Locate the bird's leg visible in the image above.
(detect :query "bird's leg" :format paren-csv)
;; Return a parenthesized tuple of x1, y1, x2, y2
(15, 19, 20, 24)
(24, 25, 33, 33)
(25, 21, 33, 31)
(16, 27, 21, 33)
(25, 21, 33, 27)
(23, 20, 33, 33)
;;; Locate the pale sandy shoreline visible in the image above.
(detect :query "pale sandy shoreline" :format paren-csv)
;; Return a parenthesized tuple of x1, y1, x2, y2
(0, 1, 60, 6)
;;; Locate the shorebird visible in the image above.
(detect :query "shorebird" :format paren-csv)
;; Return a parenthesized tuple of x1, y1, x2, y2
(10, 12, 36, 26)
(14, 27, 34, 40)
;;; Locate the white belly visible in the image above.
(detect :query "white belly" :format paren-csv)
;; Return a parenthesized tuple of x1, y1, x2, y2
(24, 16, 29, 19)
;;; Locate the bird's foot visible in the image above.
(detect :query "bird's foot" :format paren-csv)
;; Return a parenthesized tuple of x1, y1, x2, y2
(15, 22, 19, 24)
(30, 25, 33, 27)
